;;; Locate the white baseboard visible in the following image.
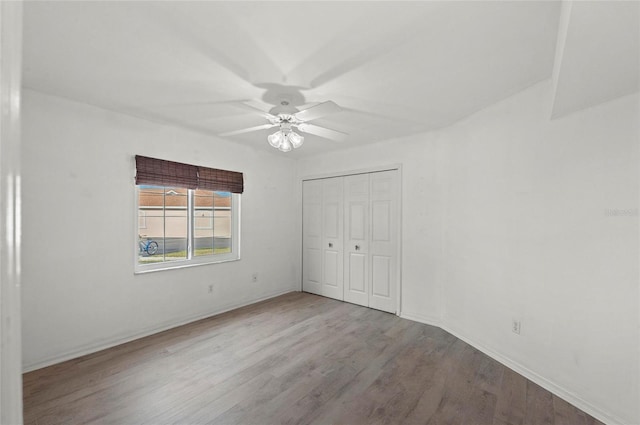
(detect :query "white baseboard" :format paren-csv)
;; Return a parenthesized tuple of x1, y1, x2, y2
(399, 311, 441, 328)
(23, 288, 296, 373)
(440, 323, 628, 425)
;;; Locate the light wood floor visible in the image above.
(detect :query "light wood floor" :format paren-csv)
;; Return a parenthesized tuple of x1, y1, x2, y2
(24, 292, 603, 425)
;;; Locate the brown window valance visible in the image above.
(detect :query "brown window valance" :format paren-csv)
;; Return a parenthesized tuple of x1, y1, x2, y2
(135, 155, 244, 193)
(135, 156, 198, 189)
(197, 167, 244, 193)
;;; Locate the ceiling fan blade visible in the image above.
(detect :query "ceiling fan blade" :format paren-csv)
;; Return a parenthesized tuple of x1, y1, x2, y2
(220, 123, 277, 137)
(294, 101, 342, 122)
(297, 123, 348, 142)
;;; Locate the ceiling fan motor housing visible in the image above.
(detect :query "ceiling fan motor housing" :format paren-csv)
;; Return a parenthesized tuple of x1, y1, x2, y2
(269, 95, 299, 116)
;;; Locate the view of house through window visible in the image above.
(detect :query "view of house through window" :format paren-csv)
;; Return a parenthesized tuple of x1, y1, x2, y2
(137, 186, 233, 265)
(194, 189, 232, 256)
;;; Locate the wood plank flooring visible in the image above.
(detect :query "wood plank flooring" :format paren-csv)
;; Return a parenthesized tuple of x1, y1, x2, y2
(23, 292, 604, 425)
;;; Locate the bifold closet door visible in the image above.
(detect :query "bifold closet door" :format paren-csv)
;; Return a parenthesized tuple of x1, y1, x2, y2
(303, 171, 397, 312)
(302, 177, 344, 300)
(368, 170, 398, 313)
(343, 174, 370, 307)
(320, 177, 344, 300)
(302, 180, 322, 296)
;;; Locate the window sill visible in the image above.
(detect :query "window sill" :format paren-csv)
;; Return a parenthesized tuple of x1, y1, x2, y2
(134, 254, 240, 274)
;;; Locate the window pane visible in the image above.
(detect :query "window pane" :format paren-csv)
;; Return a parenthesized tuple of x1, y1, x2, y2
(194, 189, 214, 256)
(192, 190, 232, 256)
(164, 187, 188, 261)
(137, 186, 187, 264)
(214, 191, 232, 254)
(138, 186, 164, 264)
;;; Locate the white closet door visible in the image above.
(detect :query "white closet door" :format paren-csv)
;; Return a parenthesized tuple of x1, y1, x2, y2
(321, 177, 344, 300)
(302, 180, 322, 296)
(368, 170, 398, 313)
(343, 174, 369, 307)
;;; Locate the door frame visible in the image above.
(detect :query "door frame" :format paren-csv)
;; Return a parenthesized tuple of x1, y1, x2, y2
(300, 163, 403, 316)
(0, 1, 24, 423)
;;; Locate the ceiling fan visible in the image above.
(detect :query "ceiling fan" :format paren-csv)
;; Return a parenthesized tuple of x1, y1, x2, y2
(220, 99, 348, 152)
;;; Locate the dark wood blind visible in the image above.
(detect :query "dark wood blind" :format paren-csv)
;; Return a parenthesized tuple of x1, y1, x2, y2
(135, 155, 244, 193)
(197, 166, 244, 193)
(135, 156, 198, 189)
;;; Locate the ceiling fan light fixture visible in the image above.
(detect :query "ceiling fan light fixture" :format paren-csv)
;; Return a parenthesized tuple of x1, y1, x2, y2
(279, 137, 293, 152)
(288, 131, 304, 149)
(268, 126, 303, 152)
(267, 131, 284, 148)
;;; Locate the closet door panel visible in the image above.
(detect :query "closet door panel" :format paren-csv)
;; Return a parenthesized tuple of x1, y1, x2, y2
(368, 171, 398, 313)
(302, 180, 322, 295)
(372, 201, 391, 241)
(321, 177, 344, 300)
(324, 251, 339, 287)
(343, 174, 369, 307)
(371, 255, 391, 297)
(348, 254, 366, 293)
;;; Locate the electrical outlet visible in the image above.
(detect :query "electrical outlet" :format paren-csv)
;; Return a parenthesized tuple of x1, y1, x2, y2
(512, 319, 521, 335)
(208, 284, 213, 294)
(251, 273, 258, 283)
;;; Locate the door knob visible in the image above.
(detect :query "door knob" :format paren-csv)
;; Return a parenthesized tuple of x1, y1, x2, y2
(355, 245, 360, 251)
(328, 242, 333, 248)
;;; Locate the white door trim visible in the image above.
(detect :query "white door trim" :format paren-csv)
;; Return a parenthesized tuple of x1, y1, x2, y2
(300, 163, 403, 182)
(301, 164, 403, 317)
(0, 1, 24, 423)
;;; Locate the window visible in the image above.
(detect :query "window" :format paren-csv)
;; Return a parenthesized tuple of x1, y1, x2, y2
(134, 156, 242, 273)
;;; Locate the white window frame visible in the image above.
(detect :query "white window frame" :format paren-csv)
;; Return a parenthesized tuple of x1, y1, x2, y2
(134, 187, 241, 274)
(138, 210, 147, 229)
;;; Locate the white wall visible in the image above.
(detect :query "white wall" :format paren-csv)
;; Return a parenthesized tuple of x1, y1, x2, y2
(297, 81, 639, 425)
(440, 83, 638, 425)
(21, 89, 299, 370)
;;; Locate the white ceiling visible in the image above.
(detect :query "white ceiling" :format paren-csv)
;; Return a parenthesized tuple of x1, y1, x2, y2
(551, 1, 640, 118)
(23, 1, 564, 157)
